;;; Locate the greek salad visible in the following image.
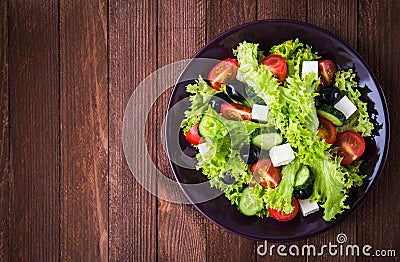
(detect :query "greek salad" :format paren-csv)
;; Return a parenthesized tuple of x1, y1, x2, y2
(180, 39, 374, 222)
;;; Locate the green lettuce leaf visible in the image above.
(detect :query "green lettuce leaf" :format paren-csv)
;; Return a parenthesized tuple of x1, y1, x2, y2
(195, 108, 264, 205)
(270, 38, 320, 76)
(234, 41, 281, 100)
(233, 41, 260, 73)
(262, 158, 302, 214)
(180, 76, 216, 133)
(341, 161, 366, 189)
(310, 154, 349, 221)
(334, 69, 374, 136)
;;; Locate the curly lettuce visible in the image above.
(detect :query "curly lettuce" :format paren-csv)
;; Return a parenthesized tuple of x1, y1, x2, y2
(309, 154, 348, 220)
(341, 161, 366, 189)
(180, 76, 216, 133)
(263, 158, 302, 214)
(270, 38, 320, 77)
(334, 69, 374, 136)
(195, 108, 263, 205)
(234, 41, 280, 100)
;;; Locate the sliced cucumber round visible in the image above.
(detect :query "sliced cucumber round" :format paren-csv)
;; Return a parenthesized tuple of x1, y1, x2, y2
(294, 165, 311, 189)
(250, 127, 282, 150)
(238, 187, 263, 216)
(317, 104, 346, 126)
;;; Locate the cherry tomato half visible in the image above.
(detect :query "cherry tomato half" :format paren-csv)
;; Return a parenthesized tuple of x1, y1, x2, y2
(318, 60, 337, 87)
(268, 198, 299, 222)
(185, 124, 205, 145)
(220, 103, 252, 121)
(317, 116, 337, 144)
(208, 58, 238, 91)
(333, 130, 366, 165)
(260, 55, 287, 82)
(251, 158, 281, 189)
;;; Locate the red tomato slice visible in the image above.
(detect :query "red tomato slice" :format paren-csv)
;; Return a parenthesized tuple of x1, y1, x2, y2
(268, 198, 299, 222)
(334, 130, 366, 165)
(318, 60, 337, 87)
(208, 58, 238, 91)
(220, 103, 252, 121)
(260, 55, 287, 82)
(317, 116, 337, 144)
(185, 124, 205, 145)
(251, 158, 281, 189)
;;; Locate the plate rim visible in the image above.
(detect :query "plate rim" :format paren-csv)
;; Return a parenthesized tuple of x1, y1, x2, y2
(165, 19, 390, 241)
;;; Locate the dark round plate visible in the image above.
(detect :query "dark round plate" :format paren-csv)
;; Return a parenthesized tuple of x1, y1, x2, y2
(165, 20, 389, 241)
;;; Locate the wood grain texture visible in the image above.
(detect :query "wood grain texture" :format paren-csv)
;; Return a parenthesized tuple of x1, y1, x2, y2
(206, 0, 257, 40)
(357, 0, 400, 256)
(8, 1, 60, 261)
(257, 0, 307, 22)
(308, 0, 358, 48)
(60, 0, 108, 260)
(108, 0, 157, 260)
(156, 1, 208, 261)
(0, 0, 9, 260)
(307, 1, 358, 261)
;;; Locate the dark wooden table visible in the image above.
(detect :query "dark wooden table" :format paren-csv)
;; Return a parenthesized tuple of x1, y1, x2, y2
(1, 0, 399, 261)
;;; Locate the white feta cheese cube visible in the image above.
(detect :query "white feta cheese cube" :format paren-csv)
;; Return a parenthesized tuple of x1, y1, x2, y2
(197, 143, 210, 158)
(298, 198, 319, 216)
(269, 143, 295, 167)
(302, 61, 319, 80)
(334, 95, 358, 119)
(251, 104, 269, 122)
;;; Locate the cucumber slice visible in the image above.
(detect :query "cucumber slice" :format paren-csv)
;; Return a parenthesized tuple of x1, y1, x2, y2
(294, 165, 312, 190)
(250, 126, 277, 136)
(317, 104, 346, 126)
(238, 187, 263, 216)
(198, 115, 223, 138)
(251, 133, 283, 150)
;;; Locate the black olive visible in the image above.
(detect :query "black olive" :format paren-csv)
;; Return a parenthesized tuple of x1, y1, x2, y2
(319, 87, 341, 105)
(208, 93, 231, 113)
(215, 92, 231, 101)
(240, 144, 260, 165)
(293, 188, 312, 199)
(221, 173, 236, 184)
(246, 86, 267, 105)
(226, 80, 248, 102)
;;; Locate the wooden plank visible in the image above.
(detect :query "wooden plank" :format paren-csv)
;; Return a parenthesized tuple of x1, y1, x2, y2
(257, 0, 307, 22)
(108, 0, 158, 260)
(207, 0, 257, 39)
(308, 0, 358, 48)
(257, 2, 308, 261)
(357, 0, 400, 255)
(156, 0, 208, 261)
(59, 0, 108, 260)
(8, 1, 60, 260)
(204, 0, 258, 261)
(307, 1, 358, 261)
(0, 0, 9, 260)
